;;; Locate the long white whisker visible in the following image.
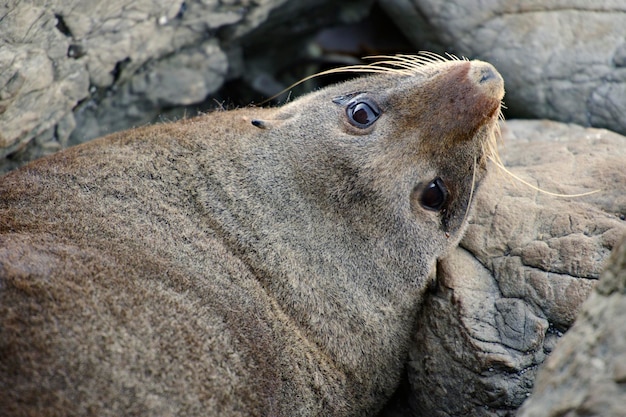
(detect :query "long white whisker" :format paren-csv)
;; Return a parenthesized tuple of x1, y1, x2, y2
(462, 155, 479, 227)
(488, 156, 601, 197)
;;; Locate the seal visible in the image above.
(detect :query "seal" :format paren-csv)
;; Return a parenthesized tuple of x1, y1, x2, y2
(0, 54, 504, 416)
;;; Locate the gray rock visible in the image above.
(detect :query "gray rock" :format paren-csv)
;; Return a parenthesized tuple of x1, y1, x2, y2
(0, 0, 232, 171)
(517, 234, 626, 417)
(379, 0, 626, 136)
(405, 120, 626, 416)
(69, 40, 229, 145)
(0, 5, 89, 162)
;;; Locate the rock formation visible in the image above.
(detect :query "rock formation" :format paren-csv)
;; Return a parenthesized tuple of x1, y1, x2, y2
(517, 234, 626, 417)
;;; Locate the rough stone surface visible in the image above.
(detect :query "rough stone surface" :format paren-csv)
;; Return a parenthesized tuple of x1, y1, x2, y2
(405, 120, 626, 417)
(0, 0, 230, 169)
(517, 234, 626, 417)
(0, 0, 373, 173)
(379, 0, 626, 136)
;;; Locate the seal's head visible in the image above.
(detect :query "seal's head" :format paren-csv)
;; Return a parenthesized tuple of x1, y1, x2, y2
(253, 54, 505, 268)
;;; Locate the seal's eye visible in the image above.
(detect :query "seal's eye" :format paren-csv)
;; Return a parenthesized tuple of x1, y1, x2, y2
(420, 178, 448, 211)
(347, 100, 380, 128)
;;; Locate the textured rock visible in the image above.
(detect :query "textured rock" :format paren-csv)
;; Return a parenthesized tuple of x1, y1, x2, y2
(379, 0, 626, 136)
(517, 234, 626, 417)
(0, 0, 237, 170)
(0, 0, 374, 172)
(405, 120, 626, 416)
(70, 40, 229, 146)
(0, 4, 89, 163)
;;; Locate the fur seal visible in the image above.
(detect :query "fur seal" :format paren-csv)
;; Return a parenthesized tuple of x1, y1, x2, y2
(0, 54, 504, 416)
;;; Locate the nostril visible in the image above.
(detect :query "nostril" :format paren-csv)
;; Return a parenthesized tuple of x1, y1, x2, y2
(478, 66, 497, 83)
(468, 61, 505, 101)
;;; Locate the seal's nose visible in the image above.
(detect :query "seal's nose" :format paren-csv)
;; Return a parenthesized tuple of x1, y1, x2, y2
(468, 61, 505, 101)
(477, 65, 497, 83)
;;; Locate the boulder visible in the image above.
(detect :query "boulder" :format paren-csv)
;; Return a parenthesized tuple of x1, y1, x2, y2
(404, 119, 626, 416)
(379, 0, 626, 136)
(517, 234, 626, 417)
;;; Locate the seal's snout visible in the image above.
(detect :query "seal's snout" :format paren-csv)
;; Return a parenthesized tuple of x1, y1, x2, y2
(415, 59, 504, 145)
(468, 61, 505, 101)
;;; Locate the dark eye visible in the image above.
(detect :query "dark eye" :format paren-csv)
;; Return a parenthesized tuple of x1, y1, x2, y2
(347, 101, 380, 128)
(420, 178, 448, 211)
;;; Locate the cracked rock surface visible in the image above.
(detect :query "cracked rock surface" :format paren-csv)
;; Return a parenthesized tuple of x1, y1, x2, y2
(404, 120, 626, 417)
(379, 0, 626, 136)
(517, 234, 626, 417)
(0, 0, 236, 170)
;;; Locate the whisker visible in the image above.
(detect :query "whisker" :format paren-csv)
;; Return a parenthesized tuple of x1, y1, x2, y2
(360, 60, 426, 73)
(364, 59, 427, 74)
(444, 52, 463, 62)
(488, 155, 602, 197)
(417, 51, 449, 63)
(487, 110, 600, 197)
(261, 52, 467, 104)
(462, 154, 479, 227)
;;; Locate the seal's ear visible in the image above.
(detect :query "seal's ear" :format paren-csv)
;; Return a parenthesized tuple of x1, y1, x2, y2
(251, 119, 269, 129)
(244, 111, 292, 130)
(240, 116, 281, 130)
(250, 118, 288, 130)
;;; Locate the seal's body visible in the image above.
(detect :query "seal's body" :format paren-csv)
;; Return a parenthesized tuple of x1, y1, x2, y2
(0, 56, 504, 416)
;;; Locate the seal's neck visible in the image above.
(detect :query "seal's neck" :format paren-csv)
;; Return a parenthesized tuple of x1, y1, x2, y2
(191, 114, 435, 396)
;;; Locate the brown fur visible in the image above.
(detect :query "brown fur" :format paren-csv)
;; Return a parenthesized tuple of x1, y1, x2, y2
(0, 56, 504, 416)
